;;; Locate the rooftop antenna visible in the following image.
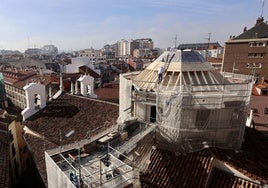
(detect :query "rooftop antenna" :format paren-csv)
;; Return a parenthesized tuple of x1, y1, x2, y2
(261, 0, 265, 17)
(174, 34, 178, 48)
(206, 32, 211, 45)
(205, 32, 211, 59)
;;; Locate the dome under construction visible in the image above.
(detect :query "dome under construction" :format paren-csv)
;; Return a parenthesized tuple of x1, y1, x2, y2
(119, 49, 254, 153)
(133, 49, 229, 92)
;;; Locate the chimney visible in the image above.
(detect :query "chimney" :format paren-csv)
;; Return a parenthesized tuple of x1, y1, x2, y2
(256, 16, 264, 25)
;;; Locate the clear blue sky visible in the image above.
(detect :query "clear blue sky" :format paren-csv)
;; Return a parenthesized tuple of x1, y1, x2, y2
(0, 0, 267, 52)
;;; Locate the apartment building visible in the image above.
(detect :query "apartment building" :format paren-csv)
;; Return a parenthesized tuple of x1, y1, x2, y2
(114, 38, 154, 57)
(222, 16, 268, 78)
(1, 68, 53, 110)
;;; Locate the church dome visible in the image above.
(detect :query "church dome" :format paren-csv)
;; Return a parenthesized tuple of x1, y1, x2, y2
(133, 49, 225, 91)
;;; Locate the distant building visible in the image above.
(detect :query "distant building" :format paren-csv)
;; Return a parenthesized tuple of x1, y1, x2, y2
(40, 45, 58, 57)
(178, 42, 223, 58)
(116, 39, 132, 56)
(114, 38, 154, 57)
(222, 16, 268, 79)
(65, 57, 100, 74)
(177, 42, 223, 70)
(25, 45, 58, 59)
(127, 57, 144, 71)
(24, 48, 41, 58)
(1, 69, 51, 109)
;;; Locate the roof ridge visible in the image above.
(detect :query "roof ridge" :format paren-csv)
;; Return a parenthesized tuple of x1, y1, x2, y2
(65, 93, 119, 106)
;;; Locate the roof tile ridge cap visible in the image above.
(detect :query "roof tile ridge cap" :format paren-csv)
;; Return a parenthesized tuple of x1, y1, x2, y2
(66, 93, 119, 106)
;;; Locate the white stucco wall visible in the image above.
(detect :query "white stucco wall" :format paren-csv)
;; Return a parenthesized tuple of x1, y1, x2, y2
(136, 103, 146, 121)
(118, 74, 133, 123)
(45, 152, 75, 188)
(67, 57, 101, 75)
(21, 82, 46, 121)
(67, 57, 90, 73)
(77, 74, 97, 98)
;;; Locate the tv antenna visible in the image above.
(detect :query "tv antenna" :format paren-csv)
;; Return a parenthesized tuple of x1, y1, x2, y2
(261, 0, 265, 17)
(174, 34, 178, 48)
(205, 32, 211, 45)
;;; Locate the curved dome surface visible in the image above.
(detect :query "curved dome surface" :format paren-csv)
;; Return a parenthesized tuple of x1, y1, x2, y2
(133, 50, 226, 91)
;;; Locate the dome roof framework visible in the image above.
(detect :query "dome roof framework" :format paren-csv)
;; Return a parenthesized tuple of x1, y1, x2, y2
(133, 50, 230, 92)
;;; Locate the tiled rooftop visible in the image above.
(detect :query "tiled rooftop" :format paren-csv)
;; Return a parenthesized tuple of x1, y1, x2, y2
(95, 82, 119, 103)
(132, 127, 268, 188)
(22, 91, 268, 187)
(23, 93, 119, 186)
(208, 168, 262, 188)
(139, 148, 214, 188)
(233, 18, 268, 40)
(210, 128, 268, 183)
(79, 65, 101, 79)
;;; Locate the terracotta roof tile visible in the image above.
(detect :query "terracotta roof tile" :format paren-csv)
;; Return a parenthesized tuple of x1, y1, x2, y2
(208, 168, 262, 188)
(95, 83, 119, 103)
(23, 93, 119, 186)
(24, 133, 58, 186)
(79, 65, 100, 78)
(134, 127, 268, 187)
(211, 128, 268, 184)
(139, 148, 214, 188)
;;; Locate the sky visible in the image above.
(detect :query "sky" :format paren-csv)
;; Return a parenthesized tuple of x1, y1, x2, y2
(0, 0, 267, 52)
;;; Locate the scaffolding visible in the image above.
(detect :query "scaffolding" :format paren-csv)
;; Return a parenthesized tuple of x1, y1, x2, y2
(155, 82, 253, 153)
(47, 145, 134, 188)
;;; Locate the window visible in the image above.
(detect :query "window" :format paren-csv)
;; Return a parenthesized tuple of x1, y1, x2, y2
(248, 53, 265, 58)
(249, 41, 266, 47)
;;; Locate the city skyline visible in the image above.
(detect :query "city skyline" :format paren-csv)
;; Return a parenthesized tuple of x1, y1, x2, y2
(0, 0, 267, 52)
